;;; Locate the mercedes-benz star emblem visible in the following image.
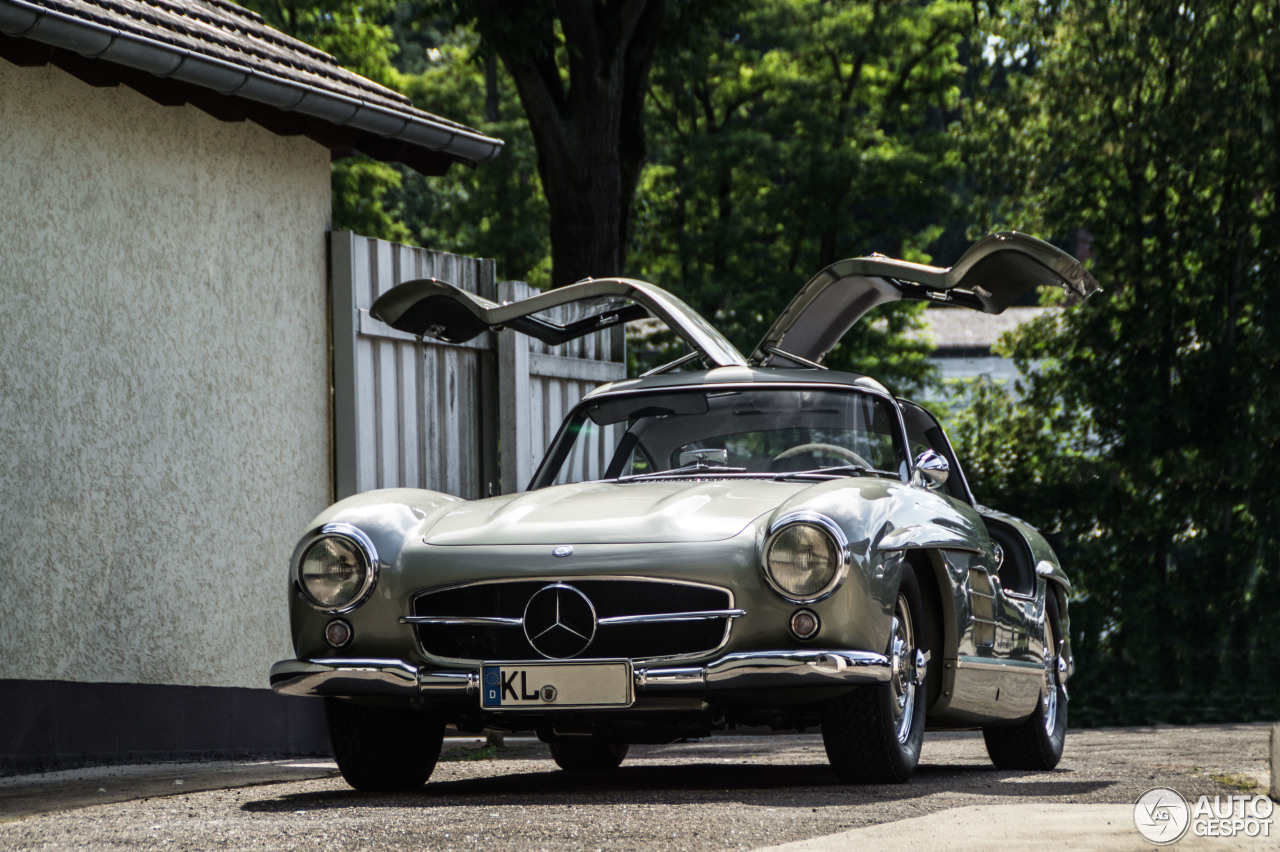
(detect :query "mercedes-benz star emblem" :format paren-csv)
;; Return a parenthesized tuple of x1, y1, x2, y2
(523, 583, 597, 659)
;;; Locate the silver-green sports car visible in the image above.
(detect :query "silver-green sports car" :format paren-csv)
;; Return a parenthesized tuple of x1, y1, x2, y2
(270, 232, 1098, 790)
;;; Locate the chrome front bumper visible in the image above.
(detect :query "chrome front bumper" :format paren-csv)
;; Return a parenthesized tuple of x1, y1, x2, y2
(269, 650, 890, 700)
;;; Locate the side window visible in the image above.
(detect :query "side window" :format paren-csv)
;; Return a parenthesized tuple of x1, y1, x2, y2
(899, 401, 974, 504)
(608, 439, 653, 478)
(549, 419, 624, 486)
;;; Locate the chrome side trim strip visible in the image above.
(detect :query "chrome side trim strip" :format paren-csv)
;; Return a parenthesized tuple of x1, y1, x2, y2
(598, 609, 746, 626)
(402, 609, 746, 627)
(401, 615, 524, 626)
(955, 655, 1044, 673)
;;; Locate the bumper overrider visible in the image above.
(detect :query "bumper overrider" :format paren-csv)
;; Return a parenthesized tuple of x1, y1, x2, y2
(269, 649, 891, 701)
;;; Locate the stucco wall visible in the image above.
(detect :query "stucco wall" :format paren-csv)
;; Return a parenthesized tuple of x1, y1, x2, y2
(0, 60, 333, 690)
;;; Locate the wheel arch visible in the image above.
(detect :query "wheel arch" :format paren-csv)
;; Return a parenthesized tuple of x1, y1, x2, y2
(1042, 574, 1074, 680)
(901, 548, 952, 710)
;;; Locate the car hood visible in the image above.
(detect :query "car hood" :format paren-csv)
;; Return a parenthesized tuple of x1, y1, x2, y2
(421, 479, 813, 546)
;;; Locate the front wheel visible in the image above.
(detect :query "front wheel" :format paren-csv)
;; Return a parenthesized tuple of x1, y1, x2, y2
(548, 740, 629, 771)
(822, 564, 929, 783)
(325, 699, 445, 791)
(982, 593, 1068, 770)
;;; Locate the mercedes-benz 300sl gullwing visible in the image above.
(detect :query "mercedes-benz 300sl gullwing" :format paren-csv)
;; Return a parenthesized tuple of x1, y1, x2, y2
(270, 232, 1098, 790)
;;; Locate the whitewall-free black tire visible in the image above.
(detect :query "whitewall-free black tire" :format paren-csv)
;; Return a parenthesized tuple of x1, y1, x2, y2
(822, 564, 929, 783)
(325, 699, 445, 791)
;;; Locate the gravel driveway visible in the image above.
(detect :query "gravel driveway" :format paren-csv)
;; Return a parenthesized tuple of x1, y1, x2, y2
(0, 724, 1272, 851)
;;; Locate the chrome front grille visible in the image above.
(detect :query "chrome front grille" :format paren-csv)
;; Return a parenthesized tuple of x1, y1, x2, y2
(406, 577, 740, 664)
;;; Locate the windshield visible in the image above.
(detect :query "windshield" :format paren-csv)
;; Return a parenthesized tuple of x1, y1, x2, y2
(531, 387, 907, 488)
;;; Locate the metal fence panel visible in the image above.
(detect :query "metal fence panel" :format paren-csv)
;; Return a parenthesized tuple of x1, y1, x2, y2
(331, 231, 498, 500)
(331, 233, 625, 501)
(496, 280, 626, 494)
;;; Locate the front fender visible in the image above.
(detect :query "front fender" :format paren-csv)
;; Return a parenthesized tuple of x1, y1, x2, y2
(878, 523, 985, 554)
(299, 488, 465, 564)
(286, 489, 465, 659)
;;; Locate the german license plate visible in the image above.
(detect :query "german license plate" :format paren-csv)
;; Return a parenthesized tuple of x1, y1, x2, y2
(479, 660, 633, 710)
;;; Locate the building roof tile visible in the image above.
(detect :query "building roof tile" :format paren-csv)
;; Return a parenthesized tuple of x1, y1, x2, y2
(0, 0, 502, 173)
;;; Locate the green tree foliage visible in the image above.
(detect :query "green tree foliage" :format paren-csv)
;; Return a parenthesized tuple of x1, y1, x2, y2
(395, 29, 552, 283)
(634, 0, 973, 393)
(239, 0, 417, 242)
(238, 0, 552, 267)
(953, 0, 1280, 724)
(330, 159, 413, 243)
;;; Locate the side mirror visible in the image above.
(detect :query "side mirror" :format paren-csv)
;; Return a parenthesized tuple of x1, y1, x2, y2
(912, 450, 950, 490)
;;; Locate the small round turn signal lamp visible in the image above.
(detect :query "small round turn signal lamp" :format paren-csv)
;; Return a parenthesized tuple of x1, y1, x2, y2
(790, 609, 820, 641)
(324, 619, 353, 648)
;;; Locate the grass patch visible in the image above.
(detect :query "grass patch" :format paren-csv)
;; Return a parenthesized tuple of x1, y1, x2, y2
(1210, 773, 1262, 793)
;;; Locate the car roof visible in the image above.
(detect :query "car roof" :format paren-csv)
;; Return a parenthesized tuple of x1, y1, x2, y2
(580, 365, 894, 401)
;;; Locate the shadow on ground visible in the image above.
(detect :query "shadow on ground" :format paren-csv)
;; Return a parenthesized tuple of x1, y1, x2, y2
(239, 759, 1115, 812)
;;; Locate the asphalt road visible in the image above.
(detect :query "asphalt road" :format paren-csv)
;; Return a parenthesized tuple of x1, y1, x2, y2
(0, 725, 1273, 851)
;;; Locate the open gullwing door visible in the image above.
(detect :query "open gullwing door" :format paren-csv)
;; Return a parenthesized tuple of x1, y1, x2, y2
(751, 231, 1100, 367)
(371, 277, 748, 369)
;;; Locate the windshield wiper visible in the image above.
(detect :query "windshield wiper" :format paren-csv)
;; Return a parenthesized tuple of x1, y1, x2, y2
(773, 464, 871, 481)
(617, 461, 748, 482)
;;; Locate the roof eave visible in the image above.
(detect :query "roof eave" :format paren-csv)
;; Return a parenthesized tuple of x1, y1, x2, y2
(0, 0, 503, 170)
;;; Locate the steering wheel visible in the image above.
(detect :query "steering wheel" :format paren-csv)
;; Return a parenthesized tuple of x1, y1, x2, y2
(770, 442, 872, 471)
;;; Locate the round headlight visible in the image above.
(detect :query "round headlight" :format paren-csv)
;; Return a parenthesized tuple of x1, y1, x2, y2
(298, 531, 373, 610)
(764, 519, 846, 602)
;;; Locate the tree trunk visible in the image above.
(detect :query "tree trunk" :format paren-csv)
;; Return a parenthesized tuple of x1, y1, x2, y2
(473, 0, 665, 286)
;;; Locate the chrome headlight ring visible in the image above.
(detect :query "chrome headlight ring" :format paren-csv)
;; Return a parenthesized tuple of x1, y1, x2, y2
(761, 511, 851, 604)
(294, 522, 380, 614)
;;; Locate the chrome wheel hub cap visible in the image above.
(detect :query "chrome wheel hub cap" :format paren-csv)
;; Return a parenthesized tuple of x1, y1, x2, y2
(888, 596, 917, 744)
(1042, 612, 1059, 737)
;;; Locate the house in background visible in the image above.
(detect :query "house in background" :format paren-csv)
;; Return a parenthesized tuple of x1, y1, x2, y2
(917, 306, 1059, 389)
(0, 0, 499, 773)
